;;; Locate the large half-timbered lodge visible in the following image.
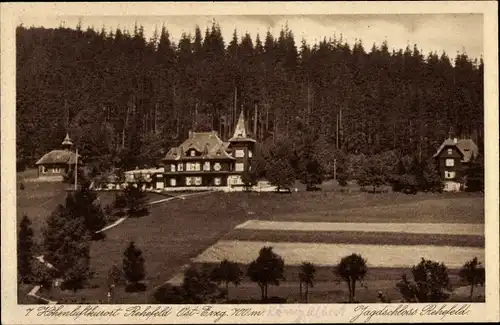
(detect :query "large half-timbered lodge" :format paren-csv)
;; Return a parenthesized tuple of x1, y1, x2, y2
(99, 109, 257, 192)
(160, 109, 255, 190)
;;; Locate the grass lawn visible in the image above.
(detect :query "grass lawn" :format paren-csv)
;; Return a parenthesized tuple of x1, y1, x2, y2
(16, 177, 168, 242)
(16, 177, 485, 304)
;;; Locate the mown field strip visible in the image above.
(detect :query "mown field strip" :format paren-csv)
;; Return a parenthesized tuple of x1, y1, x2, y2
(192, 240, 484, 268)
(223, 229, 484, 247)
(235, 220, 484, 236)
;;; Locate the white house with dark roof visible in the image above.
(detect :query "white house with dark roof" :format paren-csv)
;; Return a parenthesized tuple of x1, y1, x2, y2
(35, 134, 81, 182)
(433, 137, 479, 192)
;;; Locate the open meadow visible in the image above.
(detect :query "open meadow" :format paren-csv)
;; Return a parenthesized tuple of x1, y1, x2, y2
(16, 172, 484, 303)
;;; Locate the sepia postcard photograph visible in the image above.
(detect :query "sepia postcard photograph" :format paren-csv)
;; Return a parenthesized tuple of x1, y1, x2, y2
(1, 1, 499, 324)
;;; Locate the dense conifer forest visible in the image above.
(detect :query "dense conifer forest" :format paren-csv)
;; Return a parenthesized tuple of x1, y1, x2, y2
(16, 21, 483, 176)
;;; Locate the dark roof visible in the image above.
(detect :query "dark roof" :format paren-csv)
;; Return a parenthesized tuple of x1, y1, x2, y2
(162, 131, 234, 161)
(35, 150, 80, 165)
(433, 138, 479, 162)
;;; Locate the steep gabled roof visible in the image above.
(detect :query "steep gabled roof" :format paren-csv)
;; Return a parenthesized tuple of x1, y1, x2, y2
(162, 131, 235, 161)
(433, 138, 479, 162)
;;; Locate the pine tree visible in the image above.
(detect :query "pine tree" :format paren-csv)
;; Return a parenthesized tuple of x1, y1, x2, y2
(122, 241, 146, 291)
(18, 215, 34, 284)
(265, 137, 296, 191)
(42, 204, 93, 291)
(65, 186, 107, 238)
(123, 185, 149, 218)
(112, 192, 128, 219)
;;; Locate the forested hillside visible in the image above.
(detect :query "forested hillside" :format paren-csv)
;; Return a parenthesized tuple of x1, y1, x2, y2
(16, 22, 483, 174)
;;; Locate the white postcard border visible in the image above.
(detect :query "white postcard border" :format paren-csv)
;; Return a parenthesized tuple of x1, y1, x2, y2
(1, 1, 499, 324)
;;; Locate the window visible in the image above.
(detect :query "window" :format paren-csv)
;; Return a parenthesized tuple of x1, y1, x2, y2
(235, 163, 244, 172)
(186, 162, 200, 171)
(170, 164, 176, 172)
(235, 149, 245, 158)
(214, 163, 221, 171)
(248, 150, 253, 158)
(190, 150, 196, 157)
(170, 178, 176, 186)
(203, 162, 210, 171)
(445, 159, 454, 167)
(214, 177, 221, 186)
(41, 166, 47, 174)
(52, 168, 61, 173)
(445, 171, 456, 179)
(194, 177, 202, 186)
(178, 163, 183, 171)
(447, 148, 453, 155)
(185, 177, 192, 186)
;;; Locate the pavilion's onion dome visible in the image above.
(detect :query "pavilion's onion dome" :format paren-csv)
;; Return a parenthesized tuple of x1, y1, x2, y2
(62, 133, 73, 147)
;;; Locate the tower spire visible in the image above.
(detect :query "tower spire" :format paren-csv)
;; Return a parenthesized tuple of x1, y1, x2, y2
(232, 108, 248, 139)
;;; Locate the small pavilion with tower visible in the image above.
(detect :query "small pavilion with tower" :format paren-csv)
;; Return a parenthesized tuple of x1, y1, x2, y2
(35, 133, 80, 182)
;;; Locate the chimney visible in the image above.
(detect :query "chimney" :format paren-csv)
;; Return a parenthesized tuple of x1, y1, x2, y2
(188, 130, 193, 138)
(453, 138, 458, 144)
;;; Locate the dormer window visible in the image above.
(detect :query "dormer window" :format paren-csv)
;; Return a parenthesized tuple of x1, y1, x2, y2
(190, 150, 195, 157)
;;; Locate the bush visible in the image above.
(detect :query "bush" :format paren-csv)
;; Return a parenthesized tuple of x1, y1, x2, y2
(397, 258, 451, 302)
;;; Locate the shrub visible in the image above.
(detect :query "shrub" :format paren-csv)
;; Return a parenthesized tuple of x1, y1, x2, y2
(396, 258, 451, 302)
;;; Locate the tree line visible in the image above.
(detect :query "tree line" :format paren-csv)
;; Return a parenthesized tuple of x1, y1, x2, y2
(16, 21, 483, 177)
(153, 248, 485, 304)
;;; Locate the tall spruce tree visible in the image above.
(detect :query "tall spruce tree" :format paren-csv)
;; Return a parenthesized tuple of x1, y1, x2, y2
(122, 241, 146, 291)
(42, 203, 93, 291)
(18, 215, 35, 284)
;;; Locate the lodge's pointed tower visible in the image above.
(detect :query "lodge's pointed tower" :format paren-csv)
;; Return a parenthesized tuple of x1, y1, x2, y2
(228, 109, 256, 185)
